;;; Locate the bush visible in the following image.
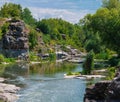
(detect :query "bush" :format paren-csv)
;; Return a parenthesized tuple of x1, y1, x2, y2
(108, 57, 120, 67)
(29, 52, 38, 61)
(67, 71, 73, 75)
(83, 50, 94, 75)
(4, 58, 15, 63)
(105, 67, 116, 80)
(49, 53, 56, 61)
(0, 54, 5, 63)
(95, 52, 109, 60)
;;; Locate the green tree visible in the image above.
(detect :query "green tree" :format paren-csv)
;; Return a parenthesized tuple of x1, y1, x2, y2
(0, 3, 22, 18)
(21, 8, 36, 26)
(83, 50, 94, 75)
(84, 32, 102, 53)
(29, 29, 38, 49)
(81, 0, 120, 56)
(36, 18, 84, 49)
(37, 19, 50, 34)
(102, 0, 120, 9)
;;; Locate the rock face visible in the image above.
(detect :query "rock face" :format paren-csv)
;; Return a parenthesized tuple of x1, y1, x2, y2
(106, 68, 120, 101)
(84, 67, 120, 102)
(84, 81, 111, 102)
(2, 19, 29, 58)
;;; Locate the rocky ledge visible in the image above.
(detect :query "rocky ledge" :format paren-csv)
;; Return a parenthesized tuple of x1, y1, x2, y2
(2, 19, 29, 59)
(84, 67, 120, 102)
(0, 78, 20, 102)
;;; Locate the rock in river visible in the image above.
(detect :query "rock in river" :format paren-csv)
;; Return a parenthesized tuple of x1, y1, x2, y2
(0, 78, 20, 102)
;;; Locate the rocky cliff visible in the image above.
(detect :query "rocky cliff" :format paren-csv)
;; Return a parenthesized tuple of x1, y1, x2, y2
(84, 67, 120, 102)
(2, 19, 29, 58)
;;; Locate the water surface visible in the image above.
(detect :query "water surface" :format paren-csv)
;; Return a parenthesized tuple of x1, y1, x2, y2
(1, 62, 86, 102)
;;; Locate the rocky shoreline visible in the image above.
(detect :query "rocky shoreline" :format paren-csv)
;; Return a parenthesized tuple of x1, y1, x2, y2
(84, 67, 120, 102)
(0, 77, 20, 102)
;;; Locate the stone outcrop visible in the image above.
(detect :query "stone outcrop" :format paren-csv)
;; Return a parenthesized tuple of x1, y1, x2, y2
(105, 68, 120, 101)
(84, 67, 120, 102)
(0, 78, 20, 102)
(84, 81, 111, 102)
(2, 19, 29, 58)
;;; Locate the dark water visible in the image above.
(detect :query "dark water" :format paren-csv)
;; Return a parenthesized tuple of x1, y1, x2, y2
(0, 62, 86, 102)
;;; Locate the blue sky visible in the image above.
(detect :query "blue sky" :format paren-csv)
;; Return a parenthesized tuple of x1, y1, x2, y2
(0, 0, 102, 23)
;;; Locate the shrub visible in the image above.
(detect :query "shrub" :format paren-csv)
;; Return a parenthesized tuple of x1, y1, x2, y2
(95, 52, 109, 60)
(49, 53, 56, 61)
(0, 54, 5, 63)
(108, 57, 120, 67)
(83, 50, 94, 75)
(67, 71, 73, 75)
(105, 67, 116, 80)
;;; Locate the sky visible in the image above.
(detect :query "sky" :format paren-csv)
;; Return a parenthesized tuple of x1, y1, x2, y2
(0, 0, 102, 23)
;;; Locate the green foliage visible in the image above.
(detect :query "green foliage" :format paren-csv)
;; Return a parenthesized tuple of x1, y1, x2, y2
(83, 50, 94, 75)
(66, 71, 81, 76)
(84, 32, 102, 53)
(0, 3, 36, 27)
(102, 0, 120, 9)
(0, 3, 22, 18)
(36, 18, 84, 48)
(1, 22, 9, 34)
(81, 0, 120, 56)
(0, 54, 5, 63)
(67, 71, 73, 75)
(21, 8, 36, 26)
(49, 53, 56, 61)
(4, 58, 15, 63)
(95, 48, 115, 60)
(108, 57, 120, 67)
(29, 52, 39, 61)
(95, 52, 109, 60)
(29, 29, 40, 50)
(37, 20, 51, 34)
(105, 67, 116, 80)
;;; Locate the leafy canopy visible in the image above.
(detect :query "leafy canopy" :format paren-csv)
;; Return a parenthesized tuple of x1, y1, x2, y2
(81, 0, 120, 56)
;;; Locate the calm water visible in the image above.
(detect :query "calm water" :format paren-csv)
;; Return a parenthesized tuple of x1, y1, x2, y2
(1, 62, 87, 102)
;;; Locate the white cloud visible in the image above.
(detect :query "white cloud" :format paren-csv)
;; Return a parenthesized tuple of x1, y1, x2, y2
(29, 7, 93, 24)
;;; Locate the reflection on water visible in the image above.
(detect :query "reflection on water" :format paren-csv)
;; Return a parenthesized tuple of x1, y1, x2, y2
(0, 62, 86, 102)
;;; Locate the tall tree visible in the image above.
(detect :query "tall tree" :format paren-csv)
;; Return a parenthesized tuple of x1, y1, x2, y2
(21, 8, 36, 26)
(81, 0, 120, 56)
(83, 50, 94, 75)
(102, 0, 120, 9)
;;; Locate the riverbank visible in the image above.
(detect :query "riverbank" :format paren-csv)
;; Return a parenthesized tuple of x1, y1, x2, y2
(84, 66, 120, 102)
(0, 77, 20, 102)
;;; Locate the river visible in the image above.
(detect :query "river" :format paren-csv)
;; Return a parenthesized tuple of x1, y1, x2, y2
(0, 62, 91, 102)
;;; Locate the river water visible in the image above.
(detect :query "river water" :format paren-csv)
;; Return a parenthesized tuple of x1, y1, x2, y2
(1, 62, 88, 102)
